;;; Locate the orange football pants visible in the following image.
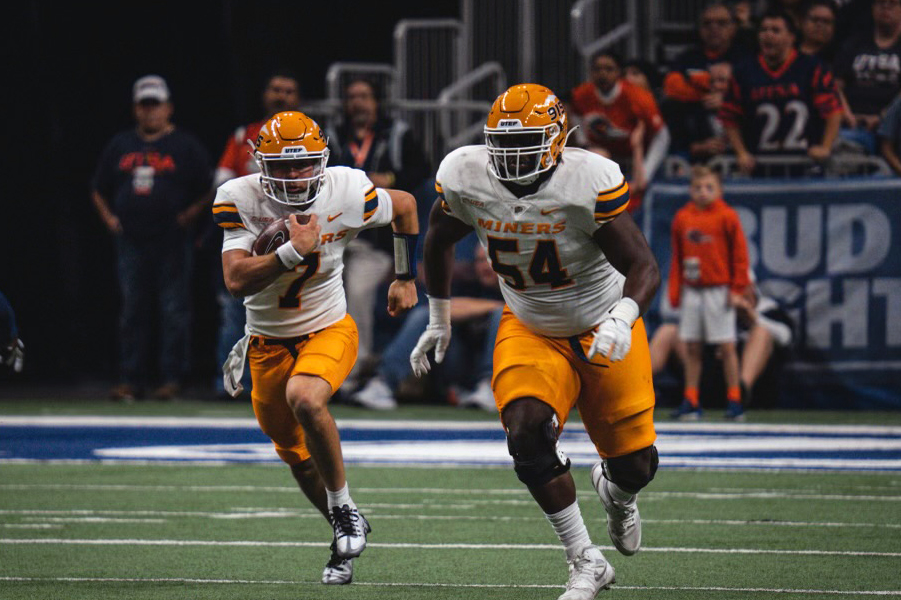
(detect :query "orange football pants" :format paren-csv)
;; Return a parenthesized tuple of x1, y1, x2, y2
(492, 307, 656, 458)
(248, 314, 358, 465)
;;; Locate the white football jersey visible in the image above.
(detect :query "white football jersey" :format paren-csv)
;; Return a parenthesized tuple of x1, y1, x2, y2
(213, 167, 393, 338)
(436, 145, 630, 337)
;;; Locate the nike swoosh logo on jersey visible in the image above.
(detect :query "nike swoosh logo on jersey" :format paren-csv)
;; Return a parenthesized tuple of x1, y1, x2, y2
(327, 212, 343, 222)
(540, 208, 562, 215)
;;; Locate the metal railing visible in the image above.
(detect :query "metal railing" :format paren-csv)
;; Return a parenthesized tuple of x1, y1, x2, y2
(663, 154, 893, 179)
(437, 62, 507, 152)
(570, 0, 638, 80)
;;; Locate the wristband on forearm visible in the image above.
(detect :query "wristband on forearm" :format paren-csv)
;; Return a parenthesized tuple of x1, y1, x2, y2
(606, 297, 640, 327)
(393, 232, 418, 280)
(427, 295, 451, 325)
(275, 242, 304, 270)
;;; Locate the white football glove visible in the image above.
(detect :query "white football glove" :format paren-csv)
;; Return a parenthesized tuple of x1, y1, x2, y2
(3, 339, 24, 373)
(410, 297, 451, 377)
(588, 298, 640, 362)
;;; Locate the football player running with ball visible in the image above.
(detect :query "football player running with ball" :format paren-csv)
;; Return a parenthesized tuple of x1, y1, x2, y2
(411, 84, 660, 599)
(214, 111, 419, 585)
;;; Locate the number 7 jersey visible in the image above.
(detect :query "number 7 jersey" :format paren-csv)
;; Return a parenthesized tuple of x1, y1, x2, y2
(213, 167, 393, 338)
(437, 145, 630, 337)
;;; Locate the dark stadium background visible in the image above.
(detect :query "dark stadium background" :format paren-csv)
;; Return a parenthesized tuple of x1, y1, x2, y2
(1, 1, 459, 387)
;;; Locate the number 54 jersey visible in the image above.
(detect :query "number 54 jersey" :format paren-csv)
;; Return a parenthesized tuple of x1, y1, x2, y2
(437, 145, 630, 338)
(213, 167, 393, 338)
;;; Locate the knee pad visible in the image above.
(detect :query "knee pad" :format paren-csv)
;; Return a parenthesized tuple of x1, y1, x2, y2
(604, 445, 659, 493)
(506, 415, 571, 487)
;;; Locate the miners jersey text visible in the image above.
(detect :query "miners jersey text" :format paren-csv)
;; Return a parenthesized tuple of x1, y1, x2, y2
(213, 167, 392, 337)
(437, 145, 628, 337)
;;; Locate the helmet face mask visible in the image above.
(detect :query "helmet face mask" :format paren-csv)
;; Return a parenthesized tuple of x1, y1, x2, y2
(485, 126, 557, 183)
(254, 111, 330, 209)
(485, 84, 568, 184)
(258, 154, 327, 208)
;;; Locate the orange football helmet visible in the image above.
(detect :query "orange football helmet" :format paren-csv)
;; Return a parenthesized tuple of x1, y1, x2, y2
(484, 83, 569, 183)
(253, 111, 330, 208)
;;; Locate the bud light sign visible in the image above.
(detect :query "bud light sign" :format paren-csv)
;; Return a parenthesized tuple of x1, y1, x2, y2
(644, 178, 901, 409)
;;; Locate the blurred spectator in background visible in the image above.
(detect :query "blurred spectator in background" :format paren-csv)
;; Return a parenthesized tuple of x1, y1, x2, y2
(666, 61, 735, 163)
(668, 166, 750, 421)
(765, 0, 807, 27)
(835, 0, 901, 153)
(0, 291, 24, 373)
(212, 70, 302, 398)
(662, 3, 749, 162)
(350, 245, 503, 411)
(799, 0, 839, 63)
(720, 9, 842, 175)
(216, 71, 301, 185)
(733, 1, 759, 50)
(570, 50, 669, 208)
(734, 280, 795, 407)
(91, 75, 213, 401)
(327, 78, 430, 391)
(651, 275, 794, 415)
(878, 91, 901, 172)
(623, 59, 661, 93)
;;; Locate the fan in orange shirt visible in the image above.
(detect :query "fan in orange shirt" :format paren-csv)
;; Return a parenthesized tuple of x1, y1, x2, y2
(570, 50, 670, 209)
(668, 165, 750, 421)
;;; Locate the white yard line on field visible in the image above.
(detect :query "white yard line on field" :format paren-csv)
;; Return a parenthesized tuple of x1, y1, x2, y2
(2, 482, 900, 503)
(1, 508, 900, 529)
(0, 576, 899, 595)
(2, 538, 900, 557)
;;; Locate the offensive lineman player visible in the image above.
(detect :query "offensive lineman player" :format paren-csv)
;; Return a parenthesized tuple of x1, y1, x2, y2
(214, 111, 419, 584)
(411, 84, 660, 600)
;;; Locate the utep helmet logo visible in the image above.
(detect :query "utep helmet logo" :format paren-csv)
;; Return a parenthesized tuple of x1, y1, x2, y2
(485, 83, 569, 184)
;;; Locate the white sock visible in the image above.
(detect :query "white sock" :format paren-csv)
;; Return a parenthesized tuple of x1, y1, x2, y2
(606, 478, 636, 504)
(326, 483, 354, 509)
(545, 500, 592, 561)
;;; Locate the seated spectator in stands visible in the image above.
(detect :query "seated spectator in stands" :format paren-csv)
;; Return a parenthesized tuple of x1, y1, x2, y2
(877, 92, 901, 173)
(720, 9, 842, 175)
(570, 50, 669, 207)
(326, 78, 431, 391)
(0, 291, 24, 373)
(668, 166, 750, 421)
(649, 290, 686, 379)
(799, 0, 839, 63)
(835, 0, 901, 153)
(350, 245, 503, 410)
(734, 282, 794, 407)
(662, 3, 750, 161)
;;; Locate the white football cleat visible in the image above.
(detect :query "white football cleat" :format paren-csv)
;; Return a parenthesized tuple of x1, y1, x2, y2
(350, 377, 398, 410)
(591, 462, 641, 556)
(321, 539, 354, 585)
(558, 545, 615, 600)
(329, 505, 370, 558)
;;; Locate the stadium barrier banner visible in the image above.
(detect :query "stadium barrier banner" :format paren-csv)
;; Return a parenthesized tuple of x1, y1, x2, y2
(643, 178, 901, 410)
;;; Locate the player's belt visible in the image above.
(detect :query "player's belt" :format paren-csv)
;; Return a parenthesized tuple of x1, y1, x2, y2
(251, 334, 311, 359)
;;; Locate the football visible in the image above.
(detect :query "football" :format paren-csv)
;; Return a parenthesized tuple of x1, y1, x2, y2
(251, 214, 311, 256)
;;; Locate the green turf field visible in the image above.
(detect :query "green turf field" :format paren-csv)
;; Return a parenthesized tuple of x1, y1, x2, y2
(1, 401, 900, 599)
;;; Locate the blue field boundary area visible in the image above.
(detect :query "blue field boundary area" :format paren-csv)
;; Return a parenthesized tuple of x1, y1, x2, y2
(1, 417, 900, 472)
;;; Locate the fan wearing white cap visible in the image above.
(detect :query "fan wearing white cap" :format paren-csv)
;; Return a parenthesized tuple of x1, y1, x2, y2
(90, 75, 214, 402)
